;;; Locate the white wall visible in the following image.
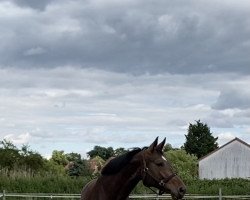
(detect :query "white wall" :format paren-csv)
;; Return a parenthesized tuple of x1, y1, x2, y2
(199, 140, 250, 179)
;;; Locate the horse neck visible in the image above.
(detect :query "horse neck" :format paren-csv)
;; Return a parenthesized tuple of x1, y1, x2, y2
(117, 162, 142, 198)
(101, 154, 143, 199)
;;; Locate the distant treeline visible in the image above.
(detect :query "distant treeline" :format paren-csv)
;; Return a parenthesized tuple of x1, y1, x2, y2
(0, 138, 197, 179)
(0, 139, 91, 178)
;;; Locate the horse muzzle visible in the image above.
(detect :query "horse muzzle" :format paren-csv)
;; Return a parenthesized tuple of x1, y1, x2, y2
(170, 186, 186, 200)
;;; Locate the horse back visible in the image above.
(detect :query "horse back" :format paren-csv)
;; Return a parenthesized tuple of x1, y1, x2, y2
(81, 178, 130, 200)
(80, 179, 98, 200)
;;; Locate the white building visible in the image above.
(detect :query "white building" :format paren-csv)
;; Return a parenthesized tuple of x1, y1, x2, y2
(199, 137, 250, 179)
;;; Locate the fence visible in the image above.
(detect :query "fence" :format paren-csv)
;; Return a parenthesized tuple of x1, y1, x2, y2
(1, 190, 250, 200)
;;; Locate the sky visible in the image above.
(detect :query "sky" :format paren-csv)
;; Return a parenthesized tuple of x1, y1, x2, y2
(1, 0, 250, 158)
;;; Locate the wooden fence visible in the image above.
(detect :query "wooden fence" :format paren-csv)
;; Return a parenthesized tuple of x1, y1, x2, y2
(1, 190, 250, 199)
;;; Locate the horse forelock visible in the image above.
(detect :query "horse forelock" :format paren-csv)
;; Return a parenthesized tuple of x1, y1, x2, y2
(101, 148, 144, 175)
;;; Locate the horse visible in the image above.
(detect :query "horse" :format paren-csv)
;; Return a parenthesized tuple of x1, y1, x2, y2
(80, 137, 186, 200)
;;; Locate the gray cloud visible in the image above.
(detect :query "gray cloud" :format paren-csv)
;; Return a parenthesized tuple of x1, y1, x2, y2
(0, 67, 212, 137)
(213, 89, 250, 110)
(1, 0, 250, 156)
(1, 0, 250, 74)
(1, 67, 250, 156)
(10, 0, 53, 10)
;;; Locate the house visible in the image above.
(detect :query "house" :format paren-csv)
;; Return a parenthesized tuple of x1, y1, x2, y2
(199, 137, 250, 179)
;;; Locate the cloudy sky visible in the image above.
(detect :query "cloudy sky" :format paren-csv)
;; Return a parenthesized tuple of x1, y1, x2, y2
(1, 0, 250, 158)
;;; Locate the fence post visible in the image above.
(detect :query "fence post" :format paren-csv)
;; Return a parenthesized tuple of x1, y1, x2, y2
(156, 190, 159, 200)
(3, 190, 6, 200)
(219, 188, 222, 200)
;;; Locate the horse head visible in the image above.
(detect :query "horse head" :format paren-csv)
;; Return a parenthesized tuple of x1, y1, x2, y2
(140, 137, 186, 199)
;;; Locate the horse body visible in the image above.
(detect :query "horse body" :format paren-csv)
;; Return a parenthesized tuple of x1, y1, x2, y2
(81, 137, 186, 200)
(81, 160, 140, 200)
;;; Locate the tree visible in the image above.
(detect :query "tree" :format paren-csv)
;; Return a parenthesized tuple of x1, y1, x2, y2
(44, 159, 66, 176)
(164, 143, 174, 152)
(88, 156, 105, 176)
(114, 147, 128, 156)
(165, 149, 198, 180)
(22, 152, 44, 171)
(51, 150, 68, 166)
(183, 120, 218, 159)
(65, 152, 90, 177)
(0, 140, 46, 174)
(0, 139, 17, 150)
(66, 152, 82, 163)
(0, 140, 20, 170)
(87, 146, 114, 160)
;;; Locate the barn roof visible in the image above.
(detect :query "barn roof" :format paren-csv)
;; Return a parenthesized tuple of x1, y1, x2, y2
(198, 137, 250, 162)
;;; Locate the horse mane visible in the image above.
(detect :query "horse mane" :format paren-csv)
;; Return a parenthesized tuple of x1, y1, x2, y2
(101, 147, 147, 175)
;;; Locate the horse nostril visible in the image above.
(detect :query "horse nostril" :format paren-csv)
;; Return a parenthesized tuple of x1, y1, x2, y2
(179, 186, 186, 195)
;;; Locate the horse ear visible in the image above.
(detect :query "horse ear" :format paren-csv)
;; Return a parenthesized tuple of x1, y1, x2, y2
(156, 137, 166, 152)
(148, 137, 158, 152)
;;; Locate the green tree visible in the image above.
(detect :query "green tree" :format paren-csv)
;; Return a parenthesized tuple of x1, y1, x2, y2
(0, 139, 17, 150)
(65, 152, 90, 177)
(0, 140, 20, 170)
(19, 144, 45, 172)
(66, 152, 81, 163)
(51, 150, 68, 166)
(22, 153, 44, 172)
(164, 143, 174, 152)
(165, 149, 198, 180)
(114, 147, 128, 156)
(43, 159, 66, 176)
(87, 146, 114, 160)
(183, 120, 218, 159)
(20, 144, 30, 156)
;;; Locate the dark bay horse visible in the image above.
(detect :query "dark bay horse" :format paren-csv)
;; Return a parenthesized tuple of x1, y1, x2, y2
(81, 137, 186, 200)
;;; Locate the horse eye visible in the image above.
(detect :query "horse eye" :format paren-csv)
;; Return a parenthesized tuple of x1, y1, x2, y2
(156, 162, 164, 167)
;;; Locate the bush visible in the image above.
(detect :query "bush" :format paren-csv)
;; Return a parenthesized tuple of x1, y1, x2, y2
(0, 173, 91, 193)
(186, 178, 250, 195)
(165, 149, 198, 180)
